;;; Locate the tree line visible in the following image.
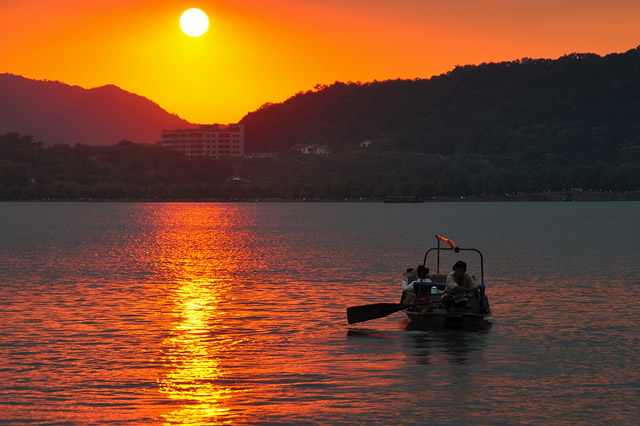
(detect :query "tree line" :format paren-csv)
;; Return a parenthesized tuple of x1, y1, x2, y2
(1, 132, 638, 201)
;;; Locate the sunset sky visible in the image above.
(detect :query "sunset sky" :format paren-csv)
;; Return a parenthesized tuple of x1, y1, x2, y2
(2, 0, 639, 124)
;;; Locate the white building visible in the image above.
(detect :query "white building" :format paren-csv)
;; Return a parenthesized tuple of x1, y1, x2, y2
(160, 124, 244, 160)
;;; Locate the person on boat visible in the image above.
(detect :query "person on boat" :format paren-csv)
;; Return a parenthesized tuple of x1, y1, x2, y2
(416, 265, 432, 283)
(402, 265, 431, 292)
(442, 260, 478, 308)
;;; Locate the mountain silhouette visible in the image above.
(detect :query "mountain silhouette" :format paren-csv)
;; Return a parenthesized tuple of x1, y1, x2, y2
(4, 45, 640, 153)
(0, 74, 195, 146)
(240, 47, 640, 155)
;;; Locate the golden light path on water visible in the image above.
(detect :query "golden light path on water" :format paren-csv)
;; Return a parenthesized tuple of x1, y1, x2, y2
(138, 202, 359, 424)
(149, 204, 249, 424)
(158, 278, 235, 424)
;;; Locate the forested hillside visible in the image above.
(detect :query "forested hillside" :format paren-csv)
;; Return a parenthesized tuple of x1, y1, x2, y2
(241, 47, 640, 159)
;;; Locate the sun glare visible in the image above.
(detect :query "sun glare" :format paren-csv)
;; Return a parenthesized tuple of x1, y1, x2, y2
(180, 8, 209, 37)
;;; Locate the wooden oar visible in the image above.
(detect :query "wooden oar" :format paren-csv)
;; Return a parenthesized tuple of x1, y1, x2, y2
(347, 302, 415, 324)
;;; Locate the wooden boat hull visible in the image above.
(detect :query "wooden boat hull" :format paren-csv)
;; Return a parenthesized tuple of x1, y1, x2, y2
(401, 282, 491, 330)
(404, 309, 489, 330)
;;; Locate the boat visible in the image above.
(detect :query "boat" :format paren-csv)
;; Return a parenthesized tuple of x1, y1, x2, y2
(347, 234, 491, 329)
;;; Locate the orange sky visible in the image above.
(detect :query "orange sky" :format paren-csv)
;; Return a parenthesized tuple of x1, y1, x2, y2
(2, 0, 639, 124)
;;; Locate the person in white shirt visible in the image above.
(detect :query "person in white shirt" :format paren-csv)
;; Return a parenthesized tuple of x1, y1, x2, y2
(442, 260, 478, 308)
(402, 265, 431, 292)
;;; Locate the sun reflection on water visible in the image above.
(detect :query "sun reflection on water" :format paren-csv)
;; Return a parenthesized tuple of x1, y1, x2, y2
(149, 204, 250, 425)
(159, 279, 233, 424)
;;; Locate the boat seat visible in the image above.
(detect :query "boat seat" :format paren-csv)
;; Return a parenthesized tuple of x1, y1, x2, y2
(428, 274, 448, 283)
(428, 273, 477, 283)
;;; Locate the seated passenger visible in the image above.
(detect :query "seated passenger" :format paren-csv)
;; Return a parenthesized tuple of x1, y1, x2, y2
(402, 265, 432, 292)
(402, 268, 416, 291)
(416, 265, 432, 283)
(441, 260, 478, 308)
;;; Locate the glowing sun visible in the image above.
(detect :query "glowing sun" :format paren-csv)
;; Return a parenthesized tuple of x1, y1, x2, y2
(180, 8, 209, 37)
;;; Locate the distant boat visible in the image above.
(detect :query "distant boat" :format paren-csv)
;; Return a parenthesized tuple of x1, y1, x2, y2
(347, 234, 492, 329)
(383, 196, 424, 203)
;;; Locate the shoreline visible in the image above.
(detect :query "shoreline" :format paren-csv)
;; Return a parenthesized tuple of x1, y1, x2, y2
(3, 191, 640, 203)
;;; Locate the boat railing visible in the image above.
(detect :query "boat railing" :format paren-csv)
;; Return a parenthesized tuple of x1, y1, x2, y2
(422, 247, 484, 286)
(422, 234, 484, 286)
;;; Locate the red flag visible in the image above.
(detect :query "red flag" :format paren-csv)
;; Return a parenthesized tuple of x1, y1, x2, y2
(435, 234, 457, 249)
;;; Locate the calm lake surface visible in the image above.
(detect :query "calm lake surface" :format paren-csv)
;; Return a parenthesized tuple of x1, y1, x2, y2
(1, 202, 639, 425)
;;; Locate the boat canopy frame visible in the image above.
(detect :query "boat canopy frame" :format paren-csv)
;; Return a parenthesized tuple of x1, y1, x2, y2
(422, 234, 484, 286)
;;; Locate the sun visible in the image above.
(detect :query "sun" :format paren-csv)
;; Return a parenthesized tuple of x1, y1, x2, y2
(180, 8, 209, 37)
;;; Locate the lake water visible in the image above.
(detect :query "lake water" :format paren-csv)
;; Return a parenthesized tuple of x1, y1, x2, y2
(0, 202, 638, 425)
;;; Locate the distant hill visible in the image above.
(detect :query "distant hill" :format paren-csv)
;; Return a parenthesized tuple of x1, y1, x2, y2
(0, 74, 195, 145)
(5, 47, 640, 152)
(240, 47, 640, 156)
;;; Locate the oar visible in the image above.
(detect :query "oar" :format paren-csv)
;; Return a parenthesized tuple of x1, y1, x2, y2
(347, 302, 419, 324)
